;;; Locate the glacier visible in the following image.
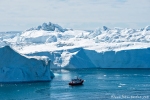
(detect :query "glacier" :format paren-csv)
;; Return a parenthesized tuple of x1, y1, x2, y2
(0, 45, 54, 82)
(1, 22, 150, 68)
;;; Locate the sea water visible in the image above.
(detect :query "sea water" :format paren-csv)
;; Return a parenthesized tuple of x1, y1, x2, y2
(0, 69, 150, 100)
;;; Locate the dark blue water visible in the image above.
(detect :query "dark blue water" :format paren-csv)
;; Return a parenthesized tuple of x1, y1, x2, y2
(0, 69, 150, 100)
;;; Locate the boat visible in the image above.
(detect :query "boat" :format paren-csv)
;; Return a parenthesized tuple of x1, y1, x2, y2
(69, 77, 84, 86)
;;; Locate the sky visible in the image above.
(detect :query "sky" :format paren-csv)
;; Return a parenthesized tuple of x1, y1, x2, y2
(0, 0, 150, 31)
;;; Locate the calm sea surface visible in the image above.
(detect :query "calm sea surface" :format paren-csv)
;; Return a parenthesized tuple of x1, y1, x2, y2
(0, 69, 150, 100)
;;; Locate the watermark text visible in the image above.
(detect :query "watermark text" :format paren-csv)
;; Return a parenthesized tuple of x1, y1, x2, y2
(111, 95, 149, 99)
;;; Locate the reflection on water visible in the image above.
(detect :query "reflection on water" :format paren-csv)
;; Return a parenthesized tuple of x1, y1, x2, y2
(0, 69, 150, 100)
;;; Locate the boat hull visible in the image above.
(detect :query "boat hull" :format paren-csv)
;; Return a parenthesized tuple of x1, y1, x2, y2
(69, 80, 84, 86)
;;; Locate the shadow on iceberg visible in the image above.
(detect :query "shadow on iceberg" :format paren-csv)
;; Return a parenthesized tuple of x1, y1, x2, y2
(0, 46, 54, 83)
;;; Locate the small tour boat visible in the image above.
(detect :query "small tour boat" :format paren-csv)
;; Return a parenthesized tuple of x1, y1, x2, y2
(69, 77, 84, 86)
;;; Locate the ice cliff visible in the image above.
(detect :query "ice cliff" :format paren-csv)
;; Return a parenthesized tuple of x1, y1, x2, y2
(0, 46, 54, 82)
(26, 47, 150, 68)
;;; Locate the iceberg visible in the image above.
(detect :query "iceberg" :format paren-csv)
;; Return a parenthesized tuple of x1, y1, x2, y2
(0, 46, 54, 82)
(1, 22, 150, 68)
(144, 26, 150, 31)
(26, 22, 66, 32)
(25, 47, 150, 68)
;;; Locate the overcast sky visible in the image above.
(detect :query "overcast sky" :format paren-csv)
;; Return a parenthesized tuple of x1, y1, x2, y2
(0, 0, 150, 31)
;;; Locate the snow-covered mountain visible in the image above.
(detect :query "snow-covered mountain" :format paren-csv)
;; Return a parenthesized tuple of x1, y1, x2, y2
(1, 22, 150, 68)
(0, 46, 54, 82)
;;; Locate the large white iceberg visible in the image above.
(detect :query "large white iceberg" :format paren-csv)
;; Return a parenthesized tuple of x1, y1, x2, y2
(0, 46, 54, 82)
(1, 23, 150, 68)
